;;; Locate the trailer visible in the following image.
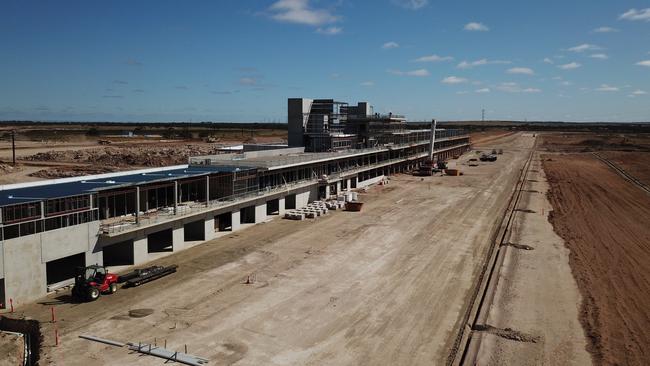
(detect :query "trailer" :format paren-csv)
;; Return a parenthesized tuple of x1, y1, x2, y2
(120, 265, 178, 287)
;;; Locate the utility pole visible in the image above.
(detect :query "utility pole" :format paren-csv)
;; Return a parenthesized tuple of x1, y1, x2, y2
(11, 130, 16, 167)
(482, 109, 485, 122)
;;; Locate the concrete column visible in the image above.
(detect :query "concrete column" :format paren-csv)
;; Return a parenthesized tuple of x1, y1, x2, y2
(346, 179, 351, 191)
(255, 203, 267, 223)
(0, 207, 3, 224)
(172, 226, 183, 251)
(278, 197, 286, 216)
(205, 176, 210, 207)
(174, 181, 178, 215)
(204, 216, 216, 241)
(135, 187, 140, 224)
(40, 201, 45, 218)
(133, 237, 148, 265)
(325, 185, 331, 199)
(231, 211, 241, 231)
(335, 181, 341, 195)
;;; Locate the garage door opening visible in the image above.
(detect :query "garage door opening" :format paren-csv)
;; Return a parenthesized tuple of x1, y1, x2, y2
(285, 194, 296, 210)
(103, 240, 134, 266)
(184, 220, 205, 242)
(266, 199, 279, 215)
(215, 212, 232, 232)
(148, 229, 173, 253)
(46, 252, 85, 285)
(240, 206, 255, 224)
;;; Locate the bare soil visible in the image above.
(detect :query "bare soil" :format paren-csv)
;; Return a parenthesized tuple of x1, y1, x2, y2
(543, 154, 650, 366)
(476, 150, 591, 365)
(0, 331, 23, 365)
(10, 133, 532, 365)
(599, 151, 650, 186)
(540, 132, 650, 152)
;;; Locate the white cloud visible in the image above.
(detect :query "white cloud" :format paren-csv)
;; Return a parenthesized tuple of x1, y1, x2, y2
(636, 60, 650, 67)
(475, 88, 490, 93)
(595, 84, 619, 92)
(360, 81, 375, 87)
(632, 89, 647, 95)
(456, 91, 469, 95)
(507, 67, 535, 75)
(388, 68, 430, 77)
(239, 77, 257, 86)
(495, 82, 541, 93)
(590, 53, 608, 60)
(269, 0, 339, 26)
(392, 0, 428, 10)
(543, 57, 554, 64)
(382, 41, 399, 49)
(413, 54, 453, 62)
(559, 80, 573, 86)
(457, 59, 511, 69)
(558, 62, 581, 70)
(568, 43, 602, 52)
(619, 8, 650, 22)
(316, 26, 342, 35)
(442, 76, 468, 84)
(593, 26, 618, 33)
(464, 22, 489, 31)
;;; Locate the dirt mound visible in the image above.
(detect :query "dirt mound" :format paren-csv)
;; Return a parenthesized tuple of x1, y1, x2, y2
(0, 163, 17, 173)
(24, 144, 223, 167)
(29, 166, 117, 179)
(543, 154, 650, 366)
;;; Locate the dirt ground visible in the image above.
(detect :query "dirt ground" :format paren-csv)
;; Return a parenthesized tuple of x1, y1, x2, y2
(8, 133, 533, 366)
(543, 154, 650, 366)
(599, 151, 650, 186)
(0, 331, 23, 365)
(476, 150, 591, 365)
(540, 132, 650, 153)
(0, 137, 284, 184)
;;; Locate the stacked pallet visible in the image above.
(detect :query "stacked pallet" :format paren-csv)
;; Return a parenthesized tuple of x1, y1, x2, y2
(284, 201, 330, 220)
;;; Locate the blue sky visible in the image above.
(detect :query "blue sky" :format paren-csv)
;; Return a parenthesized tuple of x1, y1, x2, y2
(1, 0, 649, 122)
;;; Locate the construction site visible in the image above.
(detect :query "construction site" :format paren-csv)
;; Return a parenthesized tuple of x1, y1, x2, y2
(0, 100, 648, 366)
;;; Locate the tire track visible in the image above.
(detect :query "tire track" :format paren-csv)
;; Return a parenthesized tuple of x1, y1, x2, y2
(592, 152, 650, 195)
(449, 136, 537, 366)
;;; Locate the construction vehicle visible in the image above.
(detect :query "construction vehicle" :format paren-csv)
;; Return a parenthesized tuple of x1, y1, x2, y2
(72, 265, 119, 301)
(120, 265, 178, 287)
(416, 159, 447, 176)
(479, 153, 497, 162)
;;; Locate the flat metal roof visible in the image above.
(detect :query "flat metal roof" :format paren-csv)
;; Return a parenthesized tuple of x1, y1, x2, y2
(0, 165, 250, 207)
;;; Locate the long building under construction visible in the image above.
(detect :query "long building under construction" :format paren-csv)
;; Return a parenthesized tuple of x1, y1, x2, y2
(0, 99, 470, 308)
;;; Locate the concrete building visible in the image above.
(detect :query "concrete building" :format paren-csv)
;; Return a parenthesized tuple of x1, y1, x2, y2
(0, 100, 470, 309)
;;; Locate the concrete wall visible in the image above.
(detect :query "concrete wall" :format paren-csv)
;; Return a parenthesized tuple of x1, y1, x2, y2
(0, 221, 101, 308)
(0, 242, 3, 279)
(41, 222, 99, 263)
(2, 234, 45, 307)
(357, 175, 386, 189)
(288, 98, 312, 147)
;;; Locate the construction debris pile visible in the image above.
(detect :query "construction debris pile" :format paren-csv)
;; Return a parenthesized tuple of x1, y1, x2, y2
(25, 145, 224, 167)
